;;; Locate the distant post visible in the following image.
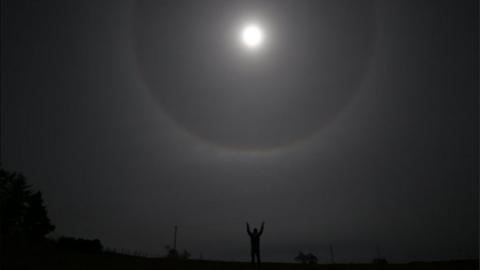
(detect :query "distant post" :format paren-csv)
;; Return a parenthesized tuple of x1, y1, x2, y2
(329, 244, 335, 264)
(173, 225, 178, 250)
(376, 245, 382, 258)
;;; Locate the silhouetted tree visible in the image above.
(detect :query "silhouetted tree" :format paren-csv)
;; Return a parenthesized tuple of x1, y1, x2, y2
(0, 168, 31, 238)
(372, 258, 388, 265)
(306, 253, 318, 264)
(165, 245, 179, 259)
(295, 252, 308, 264)
(180, 249, 191, 260)
(295, 251, 318, 264)
(165, 245, 191, 260)
(24, 191, 55, 240)
(0, 167, 55, 243)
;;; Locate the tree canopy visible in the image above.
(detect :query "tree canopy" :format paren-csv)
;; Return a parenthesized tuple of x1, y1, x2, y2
(0, 167, 55, 242)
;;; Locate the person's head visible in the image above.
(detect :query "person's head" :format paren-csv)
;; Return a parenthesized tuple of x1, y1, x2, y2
(253, 228, 258, 234)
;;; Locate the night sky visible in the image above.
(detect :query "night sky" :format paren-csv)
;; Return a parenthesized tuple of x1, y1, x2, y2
(1, 0, 478, 263)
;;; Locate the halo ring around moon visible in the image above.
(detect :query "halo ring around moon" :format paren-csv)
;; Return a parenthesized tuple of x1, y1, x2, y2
(132, 0, 377, 151)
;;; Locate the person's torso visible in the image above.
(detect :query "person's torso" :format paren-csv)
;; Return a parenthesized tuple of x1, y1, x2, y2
(250, 233, 260, 247)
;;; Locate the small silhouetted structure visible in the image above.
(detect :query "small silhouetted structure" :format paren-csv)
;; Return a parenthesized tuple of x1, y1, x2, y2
(166, 225, 182, 260)
(165, 245, 191, 260)
(246, 222, 264, 265)
(372, 258, 389, 265)
(372, 245, 388, 264)
(165, 226, 190, 261)
(295, 252, 318, 264)
(180, 249, 191, 260)
(57, 236, 103, 253)
(165, 245, 179, 259)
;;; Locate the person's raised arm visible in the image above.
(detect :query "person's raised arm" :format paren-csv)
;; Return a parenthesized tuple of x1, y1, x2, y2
(259, 222, 265, 235)
(246, 222, 252, 236)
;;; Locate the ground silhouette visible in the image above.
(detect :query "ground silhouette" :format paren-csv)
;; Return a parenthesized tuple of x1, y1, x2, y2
(1, 167, 478, 269)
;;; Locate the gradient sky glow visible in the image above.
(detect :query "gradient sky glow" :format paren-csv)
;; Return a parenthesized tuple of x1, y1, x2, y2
(1, 0, 478, 263)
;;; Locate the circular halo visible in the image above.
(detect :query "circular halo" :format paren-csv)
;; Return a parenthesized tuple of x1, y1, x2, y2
(132, 1, 377, 151)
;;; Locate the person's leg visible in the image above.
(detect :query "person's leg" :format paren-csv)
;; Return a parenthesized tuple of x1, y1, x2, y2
(257, 249, 261, 265)
(251, 249, 255, 264)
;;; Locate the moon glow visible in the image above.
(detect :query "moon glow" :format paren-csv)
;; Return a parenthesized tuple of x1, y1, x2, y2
(241, 24, 263, 49)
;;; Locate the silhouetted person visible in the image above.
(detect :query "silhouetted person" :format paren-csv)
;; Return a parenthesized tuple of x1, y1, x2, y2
(246, 222, 264, 265)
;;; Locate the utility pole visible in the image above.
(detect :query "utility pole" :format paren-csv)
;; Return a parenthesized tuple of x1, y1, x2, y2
(329, 244, 335, 264)
(376, 245, 382, 258)
(173, 225, 178, 250)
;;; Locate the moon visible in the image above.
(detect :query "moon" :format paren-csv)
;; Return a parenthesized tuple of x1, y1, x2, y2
(241, 24, 263, 49)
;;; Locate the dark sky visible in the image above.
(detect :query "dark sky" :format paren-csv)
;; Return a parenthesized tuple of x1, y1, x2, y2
(1, 0, 478, 263)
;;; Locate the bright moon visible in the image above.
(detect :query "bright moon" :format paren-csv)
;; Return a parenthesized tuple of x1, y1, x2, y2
(241, 24, 263, 49)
